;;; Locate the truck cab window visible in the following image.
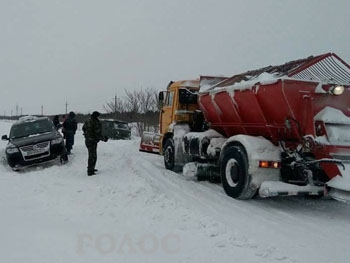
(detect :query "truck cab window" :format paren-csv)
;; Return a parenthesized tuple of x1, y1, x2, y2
(165, 91, 174, 106)
(179, 88, 198, 104)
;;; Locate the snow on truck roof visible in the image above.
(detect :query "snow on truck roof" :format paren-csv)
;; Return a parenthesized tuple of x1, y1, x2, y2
(200, 53, 350, 92)
(168, 80, 200, 89)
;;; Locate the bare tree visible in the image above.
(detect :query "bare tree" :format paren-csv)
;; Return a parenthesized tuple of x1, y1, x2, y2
(124, 89, 140, 113)
(103, 97, 127, 114)
(139, 88, 158, 113)
(103, 87, 160, 136)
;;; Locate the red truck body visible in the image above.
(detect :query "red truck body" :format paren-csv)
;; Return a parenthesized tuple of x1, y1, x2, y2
(160, 53, 350, 200)
(200, 78, 350, 179)
(195, 53, 350, 199)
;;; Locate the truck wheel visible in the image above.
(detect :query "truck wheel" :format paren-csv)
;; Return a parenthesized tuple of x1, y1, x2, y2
(164, 139, 175, 170)
(220, 146, 256, 199)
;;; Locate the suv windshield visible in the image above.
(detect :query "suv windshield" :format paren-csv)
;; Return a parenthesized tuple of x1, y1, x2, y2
(115, 122, 129, 129)
(10, 119, 54, 139)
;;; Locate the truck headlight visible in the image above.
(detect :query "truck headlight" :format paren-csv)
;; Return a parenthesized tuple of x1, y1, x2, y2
(329, 85, 344, 95)
(51, 137, 63, 145)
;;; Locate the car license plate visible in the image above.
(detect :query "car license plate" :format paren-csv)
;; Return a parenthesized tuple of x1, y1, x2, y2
(27, 148, 46, 156)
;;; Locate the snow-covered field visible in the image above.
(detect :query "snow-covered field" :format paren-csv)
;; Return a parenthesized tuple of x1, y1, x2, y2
(0, 120, 350, 263)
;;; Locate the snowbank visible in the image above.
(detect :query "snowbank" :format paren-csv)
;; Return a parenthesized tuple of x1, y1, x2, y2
(1, 120, 350, 263)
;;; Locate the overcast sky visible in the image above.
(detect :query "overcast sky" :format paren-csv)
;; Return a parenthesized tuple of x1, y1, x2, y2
(1, 0, 349, 116)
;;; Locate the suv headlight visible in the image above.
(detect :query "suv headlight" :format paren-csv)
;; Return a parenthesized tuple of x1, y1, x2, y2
(6, 143, 19, 154)
(51, 137, 63, 145)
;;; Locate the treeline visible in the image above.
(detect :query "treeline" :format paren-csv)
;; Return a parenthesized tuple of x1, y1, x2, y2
(0, 88, 160, 136)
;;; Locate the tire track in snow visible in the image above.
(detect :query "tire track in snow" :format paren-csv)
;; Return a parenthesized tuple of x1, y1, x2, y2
(126, 151, 295, 263)
(128, 142, 350, 263)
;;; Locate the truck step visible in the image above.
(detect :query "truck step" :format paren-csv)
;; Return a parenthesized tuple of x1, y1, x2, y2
(328, 188, 350, 202)
(259, 181, 324, 198)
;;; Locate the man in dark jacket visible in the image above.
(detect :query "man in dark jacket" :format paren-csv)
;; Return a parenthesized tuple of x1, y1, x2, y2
(82, 111, 108, 176)
(62, 111, 78, 154)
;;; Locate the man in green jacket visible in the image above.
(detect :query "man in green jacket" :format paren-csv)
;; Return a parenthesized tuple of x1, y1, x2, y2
(82, 111, 108, 176)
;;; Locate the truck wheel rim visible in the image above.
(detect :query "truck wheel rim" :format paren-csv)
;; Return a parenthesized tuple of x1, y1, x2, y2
(225, 159, 238, 187)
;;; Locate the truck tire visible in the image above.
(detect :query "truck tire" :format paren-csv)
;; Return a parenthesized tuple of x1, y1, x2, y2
(220, 146, 256, 199)
(164, 139, 175, 170)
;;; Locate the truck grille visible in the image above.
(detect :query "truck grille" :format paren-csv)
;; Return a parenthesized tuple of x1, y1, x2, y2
(20, 141, 50, 161)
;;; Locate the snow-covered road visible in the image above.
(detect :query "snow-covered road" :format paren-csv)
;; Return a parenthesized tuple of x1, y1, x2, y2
(0, 120, 349, 263)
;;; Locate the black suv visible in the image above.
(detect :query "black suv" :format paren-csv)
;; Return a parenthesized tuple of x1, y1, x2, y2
(2, 116, 67, 169)
(100, 119, 131, 140)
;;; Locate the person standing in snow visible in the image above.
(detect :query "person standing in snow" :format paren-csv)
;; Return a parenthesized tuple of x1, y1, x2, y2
(62, 111, 78, 155)
(82, 111, 108, 176)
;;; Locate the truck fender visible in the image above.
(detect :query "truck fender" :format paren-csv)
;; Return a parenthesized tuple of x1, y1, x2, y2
(220, 135, 281, 188)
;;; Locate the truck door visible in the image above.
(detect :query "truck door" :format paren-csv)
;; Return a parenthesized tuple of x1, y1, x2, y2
(160, 91, 175, 135)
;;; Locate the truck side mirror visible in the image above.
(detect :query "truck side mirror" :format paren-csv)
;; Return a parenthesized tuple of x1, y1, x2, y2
(158, 91, 165, 108)
(2, 135, 9, 140)
(158, 91, 164, 103)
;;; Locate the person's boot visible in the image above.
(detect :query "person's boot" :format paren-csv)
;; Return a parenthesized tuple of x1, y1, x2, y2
(87, 170, 95, 176)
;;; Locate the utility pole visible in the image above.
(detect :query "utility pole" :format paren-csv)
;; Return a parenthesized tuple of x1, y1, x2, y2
(114, 94, 117, 114)
(16, 104, 19, 116)
(65, 101, 68, 114)
(41, 105, 44, 116)
(21, 107, 22, 116)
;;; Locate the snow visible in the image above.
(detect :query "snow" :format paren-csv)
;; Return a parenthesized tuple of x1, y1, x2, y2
(181, 81, 198, 88)
(327, 163, 350, 192)
(206, 137, 227, 157)
(314, 107, 350, 146)
(182, 162, 198, 178)
(184, 129, 225, 157)
(259, 181, 323, 198)
(314, 107, 350, 125)
(184, 129, 223, 141)
(1, 120, 350, 263)
(17, 116, 40, 122)
(200, 72, 280, 93)
(199, 79, 217, 92)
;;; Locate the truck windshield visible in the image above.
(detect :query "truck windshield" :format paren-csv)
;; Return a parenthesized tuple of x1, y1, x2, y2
(325, 123, 350, 146)
(179, 89, 198, 104)
(10, 119, 54, 139)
